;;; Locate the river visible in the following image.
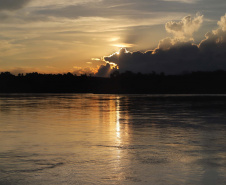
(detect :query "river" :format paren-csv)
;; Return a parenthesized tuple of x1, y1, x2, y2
(0, 94, 226, 184)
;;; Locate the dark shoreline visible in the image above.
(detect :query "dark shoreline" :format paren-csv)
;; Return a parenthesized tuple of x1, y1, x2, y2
(1, 70, 226, 94)
(2, 93, 226, 101)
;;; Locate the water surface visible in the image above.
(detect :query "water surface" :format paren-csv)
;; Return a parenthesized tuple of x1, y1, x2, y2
(0, 94, 226, 184)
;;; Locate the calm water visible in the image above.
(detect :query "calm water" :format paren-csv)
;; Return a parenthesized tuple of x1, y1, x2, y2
(0, 94, 226, 185)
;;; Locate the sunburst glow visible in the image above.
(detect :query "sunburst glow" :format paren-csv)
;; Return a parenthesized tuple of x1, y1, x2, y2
(112, 43, 134, 48)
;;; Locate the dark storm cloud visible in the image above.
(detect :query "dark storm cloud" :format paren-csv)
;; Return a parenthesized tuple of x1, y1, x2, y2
(95, 63, 114, 77)
(103, 43, 202, 74)
(0, 0, 30, 10)
(99, 14, 226, 75)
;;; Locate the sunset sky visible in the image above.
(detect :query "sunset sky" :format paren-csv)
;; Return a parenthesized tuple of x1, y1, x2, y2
(1, 0, 226, 75)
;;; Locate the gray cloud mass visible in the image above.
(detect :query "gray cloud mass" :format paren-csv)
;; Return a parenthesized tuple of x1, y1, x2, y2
(33, 0, 200, 20)
(97, 14, 226, 77)
(0, 0, 30, 10)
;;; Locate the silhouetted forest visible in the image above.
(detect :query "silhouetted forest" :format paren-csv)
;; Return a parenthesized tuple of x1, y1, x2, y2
(0, 70, 226, 93)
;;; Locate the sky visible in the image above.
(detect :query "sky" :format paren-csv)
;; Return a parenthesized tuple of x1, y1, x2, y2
(1, 0, 226, 76)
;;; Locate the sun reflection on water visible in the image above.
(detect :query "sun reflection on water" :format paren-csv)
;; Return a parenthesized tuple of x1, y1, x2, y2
(116, 97, 121, 141)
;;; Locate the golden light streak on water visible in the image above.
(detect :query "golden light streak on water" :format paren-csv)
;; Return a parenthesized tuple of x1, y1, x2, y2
(116, 97, 121, 141)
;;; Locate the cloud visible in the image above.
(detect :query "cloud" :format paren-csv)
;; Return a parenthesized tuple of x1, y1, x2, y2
(217, 14, 226, 31)
(162, 0, 198, 4)
(91, 58, 101, 61)
(0, 0, 30, 11)
(97, 14, 226, 75)
(165, 14, 203, 40)
(95, 63, 118, 77)
(157, 37, 174, 50)
(95, 63, 112, 77)
(32, 0, 197, 20)
(28, 0, 101, 8)
(72, 66, 97, 76)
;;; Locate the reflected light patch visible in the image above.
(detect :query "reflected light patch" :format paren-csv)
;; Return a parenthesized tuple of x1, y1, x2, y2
(116, 97, 121, 140)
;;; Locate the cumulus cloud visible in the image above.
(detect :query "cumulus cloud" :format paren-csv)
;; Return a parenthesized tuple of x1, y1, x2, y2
(95, 63, 112, 77)
(95, 63, 118, 77)
(0, 0, 30, 10)
(157, 37, 173, 50)
(165, 14, 203, 40)
(96, 14, 226, 76)
(217, 14, 226, 31)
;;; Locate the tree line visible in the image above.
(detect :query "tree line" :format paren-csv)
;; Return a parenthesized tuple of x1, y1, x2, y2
(0, 70, 226, 93)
